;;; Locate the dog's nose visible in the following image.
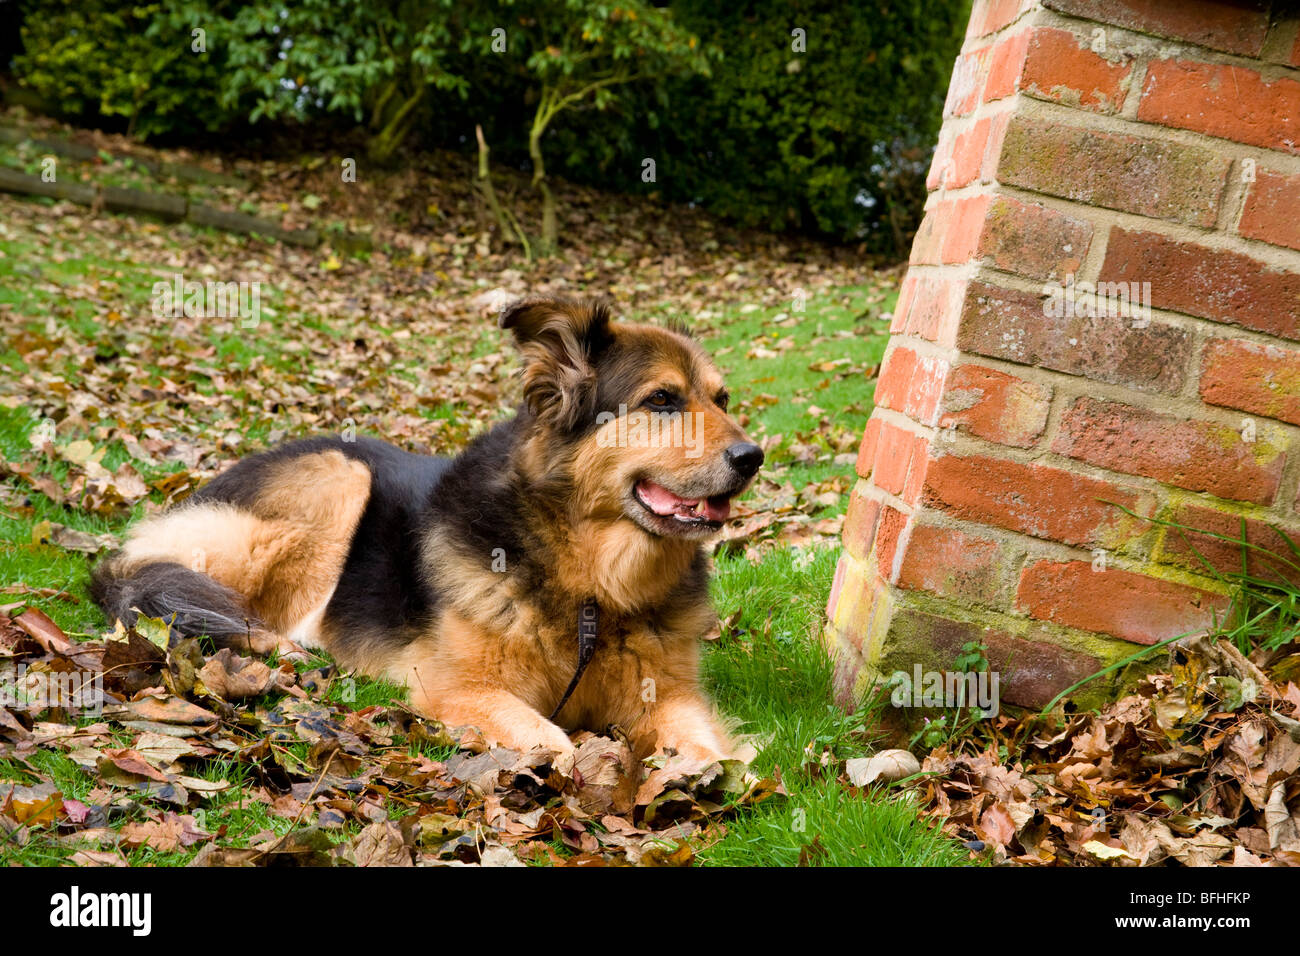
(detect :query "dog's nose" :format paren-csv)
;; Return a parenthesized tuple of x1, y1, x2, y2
(725, 442, 764, 479)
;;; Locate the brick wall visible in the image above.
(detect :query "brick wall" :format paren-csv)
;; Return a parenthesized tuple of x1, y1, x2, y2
(826, 0, 1300, 711)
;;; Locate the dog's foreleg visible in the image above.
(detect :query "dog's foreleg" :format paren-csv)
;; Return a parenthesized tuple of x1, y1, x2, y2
(410, 681, 576, 767)
(632, 691, 737, 764)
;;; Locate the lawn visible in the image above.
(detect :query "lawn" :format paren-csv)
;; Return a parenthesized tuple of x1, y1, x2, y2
(0, 136, 969, 867)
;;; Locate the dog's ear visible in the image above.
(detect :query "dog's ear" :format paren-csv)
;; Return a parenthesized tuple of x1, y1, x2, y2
(500, 296, 614, 431)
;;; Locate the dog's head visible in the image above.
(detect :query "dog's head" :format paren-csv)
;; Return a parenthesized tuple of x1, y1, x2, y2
(501, 296, 763, 541)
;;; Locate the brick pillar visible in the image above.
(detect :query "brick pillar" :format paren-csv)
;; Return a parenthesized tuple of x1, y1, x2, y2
(826, 0, 1300, 711)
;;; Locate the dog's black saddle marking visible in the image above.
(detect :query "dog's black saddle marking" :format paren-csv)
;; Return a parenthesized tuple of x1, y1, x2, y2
(550, 597, 599, 721)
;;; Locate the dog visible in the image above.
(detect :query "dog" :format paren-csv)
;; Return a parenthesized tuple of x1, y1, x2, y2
(91, 296, 764, 766)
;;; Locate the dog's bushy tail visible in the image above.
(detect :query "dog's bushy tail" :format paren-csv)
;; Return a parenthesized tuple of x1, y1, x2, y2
(90, 557, 264, 641)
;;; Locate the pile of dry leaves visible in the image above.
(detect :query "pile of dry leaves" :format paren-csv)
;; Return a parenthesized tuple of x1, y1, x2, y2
(915, 636, 1300, 866)
(0, 606, 782, 866)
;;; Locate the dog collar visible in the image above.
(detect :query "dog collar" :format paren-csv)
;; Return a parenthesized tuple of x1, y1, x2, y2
(549, 597, 599, 721)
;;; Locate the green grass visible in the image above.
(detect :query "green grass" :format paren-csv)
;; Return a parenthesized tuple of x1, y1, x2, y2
(700, 781, 970, 867)
(699, 546, 970, 866)
(0, 206, 954, 865)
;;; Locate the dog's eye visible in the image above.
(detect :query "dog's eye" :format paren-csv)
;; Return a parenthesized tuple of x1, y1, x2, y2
(644, 390, 678, 410)
(715, 390, 730, 412)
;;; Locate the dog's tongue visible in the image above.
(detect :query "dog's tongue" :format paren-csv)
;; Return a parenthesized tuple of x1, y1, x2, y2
(698, 495, 731, 522)
(637, 480, 731, 522)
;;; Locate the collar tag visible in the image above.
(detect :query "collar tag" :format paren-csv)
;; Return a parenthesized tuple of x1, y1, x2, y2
(550, 598, 600, 721)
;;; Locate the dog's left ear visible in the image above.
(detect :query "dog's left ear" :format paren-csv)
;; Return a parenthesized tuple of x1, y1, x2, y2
(500, 296, 614, 431)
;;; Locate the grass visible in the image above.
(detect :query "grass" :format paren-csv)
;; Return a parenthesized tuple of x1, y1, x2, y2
(699, 546, 969, 866)
(0, 193, 965, 865)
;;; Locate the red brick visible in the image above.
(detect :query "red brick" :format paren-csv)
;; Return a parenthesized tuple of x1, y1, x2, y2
(956, 281, 1192, 394)
(891, 275, 966, 345)
(872, 420, 921, 498)
(831, 649, 863, 711)
(967, 0, 1030, 38)
(890, 275, 917, 335)
(923, 613, 1105, 708)
(938, 364, 1051, 448)
(1016, 27, 1132, 113)
(1200, 338, 1300, 427)
(1158, 503, 1300, 588)
(896, 522, 1009, 604)
(909, 196, 991, 265)
(873, 346, 917, 415)
(843, 490, 882, 563)
(825, 553, 849, 622)
(945, 117, 992, 189)
(944, 44, 994, 118)
(946, 195, 993, 264)
(975, 195, 1092, 280)
(856, 417, 881, 480)
(984, 28, 1032, 103)
(1099, 229, 1300, 342)
(901, 436, 932, 505)
(921, 453, 1155, 548)
(875, 345, 950, 425)
(1139, 60, 1300, 155)
(996, 116, 1229, 227)
(828, 557, 883, 655)
(1239, 168, 1300, 252)
(1053, 396, 1286, 505)
(980, 111, 1011, 182)
(926, 128, 953, 192)
(874, 505, 911, 577)
(910, 211, 939, 266)
(1017, 560, 1230, 646)
(876, 608, 1107, 709)
(941, 113, 1012, 192)
(1043, 0, 1270, 57)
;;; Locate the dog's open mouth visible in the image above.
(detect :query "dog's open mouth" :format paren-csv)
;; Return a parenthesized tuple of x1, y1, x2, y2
(634, 479, 732, 528)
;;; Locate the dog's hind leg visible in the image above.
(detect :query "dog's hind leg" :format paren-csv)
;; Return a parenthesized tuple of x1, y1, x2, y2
(95, 448, 371, 655)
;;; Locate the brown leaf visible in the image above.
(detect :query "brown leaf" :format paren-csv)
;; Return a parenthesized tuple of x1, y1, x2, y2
(346, 821, 416, 867)
(118, 696, 219, 728)
(11, 607, 78, 657)
(197, 648, 287, 700)
(1, 781, 64, 825)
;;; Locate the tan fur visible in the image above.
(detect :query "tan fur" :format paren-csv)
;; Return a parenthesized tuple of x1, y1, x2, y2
(112, 302, 756, 766)
(369, 317, 751, 762)
(383, 593, 732, 763)
(118, 450, 370, 636)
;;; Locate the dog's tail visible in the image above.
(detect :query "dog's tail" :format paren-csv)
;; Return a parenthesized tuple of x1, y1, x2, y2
(90, 556, 266, 643)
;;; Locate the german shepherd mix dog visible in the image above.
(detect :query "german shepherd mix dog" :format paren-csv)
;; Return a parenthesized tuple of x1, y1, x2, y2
(92, 297, 764, 767)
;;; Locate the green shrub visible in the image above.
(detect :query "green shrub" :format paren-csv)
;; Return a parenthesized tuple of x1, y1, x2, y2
(10, 0, 971, 253)
(14, 0, 231, 139)
(536, 0, 970, 253)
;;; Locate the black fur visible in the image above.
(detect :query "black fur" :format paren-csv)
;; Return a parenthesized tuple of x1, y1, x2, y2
(89, 560, 261, 638)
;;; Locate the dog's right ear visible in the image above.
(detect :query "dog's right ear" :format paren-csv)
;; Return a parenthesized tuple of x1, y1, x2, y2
(500, 296, 614, 431)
